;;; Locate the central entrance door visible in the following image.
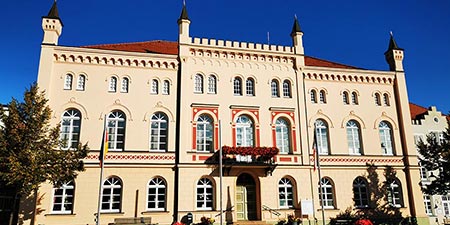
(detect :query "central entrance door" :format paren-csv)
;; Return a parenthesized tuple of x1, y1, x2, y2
(236, 173, 257, 221)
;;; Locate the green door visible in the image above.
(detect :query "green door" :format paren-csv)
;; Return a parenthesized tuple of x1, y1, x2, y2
(236, 173, 257, 221)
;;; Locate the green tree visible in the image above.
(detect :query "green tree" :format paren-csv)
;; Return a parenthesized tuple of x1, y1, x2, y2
(417, 121, 450, 195)
(0, 83, 88, 224)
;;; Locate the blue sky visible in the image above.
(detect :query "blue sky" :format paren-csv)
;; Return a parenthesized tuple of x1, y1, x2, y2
(1, 1, 449, 113)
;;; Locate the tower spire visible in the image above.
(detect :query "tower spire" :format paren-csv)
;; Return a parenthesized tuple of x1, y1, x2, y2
(178, 1, 190, 22)
(46, 0, 60, 20)
(384, 32, 404, 71)
(387, 31, 402, 51)
(291, 15, 302, 36)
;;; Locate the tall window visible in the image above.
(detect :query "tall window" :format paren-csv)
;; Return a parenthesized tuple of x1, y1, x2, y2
(311, 90, 317, 103)
(379, 121, 394, 155)
(319, 178, 335, 209)
(101, 177, 122, 212)
(107, 111, 126, 151)
(196, 178, 213, 210)
(147, 177, 166, 211)
(387, 179, 403, 207)
(246, 78, 255, 96)
(423, 195, 433, 215)
(346, 120, 362, 155)
(109, 77, 117, 92)
(271, 80, 279, 97)
(52, 181, 74, 214)
(150, 112, 168, 151)
(233, 77, 242, 96)
(374, 93, 381, 106)
(121, 78, 129, 93)
(151, 79, 159, 94)
(283, 80, 291, 98)
(60, 109, 81, 150)
(419, 162, 428, 181)
(279, 178, 294, 208)
(442, 195, 450, 216)
(275, 118, 291, 154)
(64, 74, 73, 90)
(194, 74, 203, 93)
(319, 90, 326, 103)
(315, 120, 329, 155)
(353, 177, 369, 208)
(342, 91, 349, 104)
(196, 114, 214, 152)
(383, 93, 390, 106)
(236, 115, 254, 147)
(163, 80, 170, 95)
(351, 92, 358, 105)
(208, 75, 217, 94)
(76, 75, 85, 91)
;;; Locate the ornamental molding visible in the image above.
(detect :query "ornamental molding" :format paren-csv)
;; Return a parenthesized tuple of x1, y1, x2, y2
(85, 153, 175, 161)
(304, 72, 395, 85)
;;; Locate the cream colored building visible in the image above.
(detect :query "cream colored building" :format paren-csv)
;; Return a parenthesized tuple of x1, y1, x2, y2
(410, 104, 450, 225)
(26, 2, 429, 225)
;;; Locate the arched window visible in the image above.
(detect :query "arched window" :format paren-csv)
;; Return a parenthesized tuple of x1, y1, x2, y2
(208, 75, 217, 94)
(236, 115, 254, 147)
(150, 112, 168, 151)
(107, 111, 126, 151)
(147, 177, 166, 211)
(319, 90, 326, 103)
(283, 80, 291, 98)
(162, 80, 170, 95)
(109, 77, 117, 92)
(342, 91, 349, 104)
(64, 74, 73, 90)
(351, 92, 358, 105)
(76, 75, 85, 91)
(194, 74, 203, 93)
(60, 109, 81, 150)
(387, 179, 403, 207)
(233, 77, 242, 96)
(196, 178, 213, 210)
(346, 120, 362, 155)
(315, 119, 329, 155)
(379, 121, 394, 155)
(121, 78, 129, 93)
(52, 181, 74, 214)
(319, 177, 335, 209)
(311, 90, 317, 103)
(246, 78, 255, 96)
(279, 178, 294, 208)
(275, 118, 291, 154)
(101, 177, 122, 212)
(383, 93, 390, 106)
(353, 177, 369, 208)
(271, 80, 279, 97)
(196, 114, 214, 152)
(374, 93, 381, 106)
(151, 79, 159, 94)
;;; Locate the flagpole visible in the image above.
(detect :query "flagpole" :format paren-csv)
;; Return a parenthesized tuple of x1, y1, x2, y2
(218, 120, 223, 225)
(314, 129, 326, 225)
(96, 116, 107, 225)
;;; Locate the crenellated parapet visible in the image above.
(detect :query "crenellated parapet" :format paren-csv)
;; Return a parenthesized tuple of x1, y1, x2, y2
(304, 71, 396, 85)
(190, 37, 294, 54)
(52, 48, 178, 70)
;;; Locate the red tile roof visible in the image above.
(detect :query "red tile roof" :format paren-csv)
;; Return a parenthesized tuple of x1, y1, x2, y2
(82, 40, 360, 69)
(409, 103, 429, 120)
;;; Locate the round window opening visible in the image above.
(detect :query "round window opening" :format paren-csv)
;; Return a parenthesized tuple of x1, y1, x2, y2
(434, 117, 439, 123)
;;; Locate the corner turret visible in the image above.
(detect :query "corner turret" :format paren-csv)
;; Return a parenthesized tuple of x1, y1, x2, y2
(384, 32, 404, 71)
(178, 3, 191, 44)
(42, 0, 63, 45)
(290, 15, 304, 55)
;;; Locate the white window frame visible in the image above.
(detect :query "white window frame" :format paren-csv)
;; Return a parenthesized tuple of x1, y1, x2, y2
(236, 115, 254, 147)
(151, 79, 159, 94)
(246, 78, 255, 96)
(442, 195, 450, 216)
(379, 121, 394, 155)
(342, 91, 349, 105)
(162, 80, 170, 95)
(208, 75, 217, 94)
(51, 181, 74, 214)
(107, 111, 126, 151)
(375, 93, 381, 106)
(387, 179, 402, 208)
(315, 120, 329, 155)
(319, 178, 335, 209)
(423, 195, 433, 215)
(311, 90, 317, 103)
(383, 93, 390, 106)
(279, 178, 294, 208)
(196, 114, 214, 152)
(346, 120, 362, 155)
(196, 178, 213, 210)
(76, 75, 85, 91)
(150, 113, 168, 152)
(351, 92, 358, 105)
(60, 109, 81, 150)
(275, 118, 290, 154)
(271, 80, 279, 97)
(282, 80, 291, 98)
(233, 77, 242, 96)
(109, 77, 117, 92)
(101, 177, 122, 213)
(121, 78, 129, 93)
(353, 177, 369, 208)
(194, 74, 203, 93)
(64, 74, 73, 90)
(319, 90, 326, 104)
(147, 177, 166, 211)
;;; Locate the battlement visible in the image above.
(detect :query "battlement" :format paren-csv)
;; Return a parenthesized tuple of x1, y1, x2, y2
(190, 37, 294, 54)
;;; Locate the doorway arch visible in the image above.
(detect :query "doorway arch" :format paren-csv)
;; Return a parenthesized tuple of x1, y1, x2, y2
(236, 173, 259, 221)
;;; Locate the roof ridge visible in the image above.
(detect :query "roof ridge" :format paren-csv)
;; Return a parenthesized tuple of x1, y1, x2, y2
(305, 55, 360, 69)
(82, 40, 177, 48)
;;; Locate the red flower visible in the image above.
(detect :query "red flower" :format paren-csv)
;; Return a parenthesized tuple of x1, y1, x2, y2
(355, 219, 373, 225)
(221, 146, 279, 158)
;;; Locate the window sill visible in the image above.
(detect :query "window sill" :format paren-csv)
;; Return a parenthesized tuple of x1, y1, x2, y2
(99, 212, 125, 215)
(141, 210, 169, 215)
(45, 213, 76, 216)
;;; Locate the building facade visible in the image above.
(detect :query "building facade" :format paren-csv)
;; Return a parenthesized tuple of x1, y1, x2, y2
(410, 104, 450, 225)
(26, 2, 428, 225)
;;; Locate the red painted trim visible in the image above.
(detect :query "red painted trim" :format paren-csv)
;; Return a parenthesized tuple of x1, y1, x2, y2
(199, 155, 209, 160)
(192, 126, 197, 150)
(279, 157, 292, 162)
(192, 155, 196, 161)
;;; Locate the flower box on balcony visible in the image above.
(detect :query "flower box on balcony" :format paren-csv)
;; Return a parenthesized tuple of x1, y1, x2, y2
(222, 146, 279, 161)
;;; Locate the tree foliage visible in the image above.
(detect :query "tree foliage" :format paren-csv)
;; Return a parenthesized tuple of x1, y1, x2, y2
(0, 83, 88, 195)
(417, 121, 450, 195)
